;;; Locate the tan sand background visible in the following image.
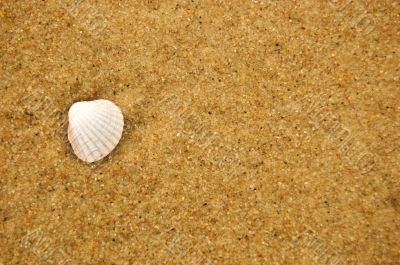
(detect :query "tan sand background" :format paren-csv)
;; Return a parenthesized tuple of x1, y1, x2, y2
(1, 0, 399, 264)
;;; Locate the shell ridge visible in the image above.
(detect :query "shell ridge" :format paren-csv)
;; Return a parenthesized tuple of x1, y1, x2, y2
(69, 116, 91, 160)
(67, 99, 124, 163)
(83, 117, 116, 151)
(86, 111, 121, 143)
(68, 119, 87, 157)
(71, 113, 96, 161)
(87, 110, 123, 144)
(92, 106, 124, 127)
(74, 115, 112, 162)
(91, 109, 123, 131)
(92, 100, 123, 118)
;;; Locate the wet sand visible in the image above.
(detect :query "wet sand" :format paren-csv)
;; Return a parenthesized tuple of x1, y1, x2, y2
(1, 0, 399, 264)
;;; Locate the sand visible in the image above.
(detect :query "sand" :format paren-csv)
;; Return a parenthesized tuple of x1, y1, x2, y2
(1, 0, 399, 264)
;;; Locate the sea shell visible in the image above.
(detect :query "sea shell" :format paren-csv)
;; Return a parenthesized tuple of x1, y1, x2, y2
(67, 99, 124, 163)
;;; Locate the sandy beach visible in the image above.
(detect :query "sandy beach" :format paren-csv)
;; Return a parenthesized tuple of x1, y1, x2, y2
(1, 0, 399, 264)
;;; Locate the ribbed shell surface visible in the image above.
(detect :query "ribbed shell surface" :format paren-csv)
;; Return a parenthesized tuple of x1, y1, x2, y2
(67, 99, 124, 163)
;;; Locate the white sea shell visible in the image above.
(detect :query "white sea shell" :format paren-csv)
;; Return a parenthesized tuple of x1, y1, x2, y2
(67, 99, 124, 163)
